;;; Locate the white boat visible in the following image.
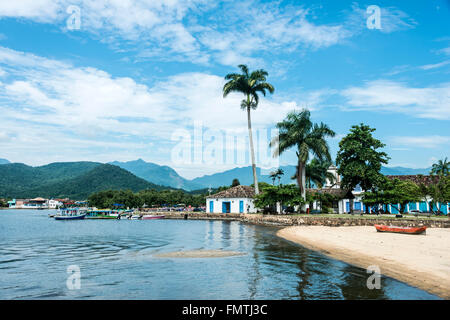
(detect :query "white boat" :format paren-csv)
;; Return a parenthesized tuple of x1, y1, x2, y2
(54, 208, 87, 220)
(130, 214, 141, 220)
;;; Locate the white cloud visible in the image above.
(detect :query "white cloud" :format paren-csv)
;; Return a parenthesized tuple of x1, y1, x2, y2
(390, 136, 450, 149)
(438, 47, 450, 56)
(0, 1, 369, 66)
(419, 60, 450, 70)
(0, 0, 61, 22)
(0, 46, 302, 171)
(341, 80, 450, 120)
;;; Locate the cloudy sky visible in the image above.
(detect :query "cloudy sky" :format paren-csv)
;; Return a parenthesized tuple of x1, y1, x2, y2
(0, 0, 449, 178)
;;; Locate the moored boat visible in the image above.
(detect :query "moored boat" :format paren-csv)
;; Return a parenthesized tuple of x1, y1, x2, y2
(54, 208, 87, 220)
(142, 214, 165, 220)
(86, 209, 117, 219)
(130, 214, 141, 220)
(374, 224, 427, 235)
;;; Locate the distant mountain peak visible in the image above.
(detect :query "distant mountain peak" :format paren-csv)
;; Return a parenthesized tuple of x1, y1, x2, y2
(0, 158, 10, 165)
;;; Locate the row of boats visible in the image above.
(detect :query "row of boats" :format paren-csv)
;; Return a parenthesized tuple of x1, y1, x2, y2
(51, 208, 165, 220)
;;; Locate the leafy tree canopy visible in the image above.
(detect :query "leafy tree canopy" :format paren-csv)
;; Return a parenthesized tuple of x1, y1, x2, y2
(336, 123, 389, 193)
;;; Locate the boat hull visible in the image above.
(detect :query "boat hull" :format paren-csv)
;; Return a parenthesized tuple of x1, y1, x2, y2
(54, 214, 86, 220)
(374, 224, 427, 234)
(142, 215, 165, 220)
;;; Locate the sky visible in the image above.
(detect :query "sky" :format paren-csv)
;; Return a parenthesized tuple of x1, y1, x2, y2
(0, 0, 449, 179)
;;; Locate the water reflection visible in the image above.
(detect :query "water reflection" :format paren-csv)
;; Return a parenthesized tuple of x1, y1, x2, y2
(0, 210, 441, 300)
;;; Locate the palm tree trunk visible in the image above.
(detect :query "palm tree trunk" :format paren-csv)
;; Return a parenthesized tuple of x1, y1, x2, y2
(296, 161, 306, 211)
(247, 106, 259, 194)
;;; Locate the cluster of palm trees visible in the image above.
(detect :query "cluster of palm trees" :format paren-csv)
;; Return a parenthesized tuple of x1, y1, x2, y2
(223, 65, 335, 205)
(269, 168, 284, 185)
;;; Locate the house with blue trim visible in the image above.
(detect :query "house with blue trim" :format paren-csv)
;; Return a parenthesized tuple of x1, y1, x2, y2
(309, 167, 449, 215)
(206, 185, 256, 214)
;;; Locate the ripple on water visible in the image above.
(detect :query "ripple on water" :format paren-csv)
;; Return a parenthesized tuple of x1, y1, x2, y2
(0, 210, 442, 300)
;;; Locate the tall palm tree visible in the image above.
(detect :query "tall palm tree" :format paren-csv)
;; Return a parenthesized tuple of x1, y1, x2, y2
(305, 158, 335, 189)
(223, 65, 275, 194)
(271, 109, 335, 204)
(430, 157, 449, 176)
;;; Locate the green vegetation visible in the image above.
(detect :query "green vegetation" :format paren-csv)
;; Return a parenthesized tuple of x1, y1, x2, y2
(305, 158, 335, 188)
(88, 188, 207, 208)
(269, 168, 284, 185)
(254, 183, 305, 214)
(430, 157, 449, 176)
(223, 64, 275, 195)
(363, 177, 421, 214)
(0, 163, 167, 199)
(336, 124, 389, 213)
(231, 178, 240, 187)
(419, 176, 450, 215)
(271, 109, 335, 205)
(0, 198, 8, 207)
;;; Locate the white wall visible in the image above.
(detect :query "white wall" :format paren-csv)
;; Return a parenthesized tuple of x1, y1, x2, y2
(206, 197, 256, 213)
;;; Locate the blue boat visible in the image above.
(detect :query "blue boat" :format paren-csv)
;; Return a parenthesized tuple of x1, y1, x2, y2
(54, 208, 87, 220)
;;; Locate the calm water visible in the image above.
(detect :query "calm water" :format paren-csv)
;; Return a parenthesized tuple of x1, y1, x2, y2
(0, 209, 440, 300)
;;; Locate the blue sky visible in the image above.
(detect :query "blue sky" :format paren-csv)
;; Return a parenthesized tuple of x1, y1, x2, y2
(0, 0, 448, 179)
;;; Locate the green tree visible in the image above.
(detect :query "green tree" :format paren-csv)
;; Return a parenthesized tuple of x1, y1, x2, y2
(418, 176, 450, 214)
(305, 158, 335, 188)
(223, 65, 275, 195)
(231, 178, 240, 187)
(430, 157, 449, 176)
(272, 109, 335, 207)
(336, 124, 389, 213)
(384, 179, 421, 214)
(254, 184, 304, 214)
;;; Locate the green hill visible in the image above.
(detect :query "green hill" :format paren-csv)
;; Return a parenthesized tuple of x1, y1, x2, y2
(0, 162, 166, 199)
(109, 159, 203, 190)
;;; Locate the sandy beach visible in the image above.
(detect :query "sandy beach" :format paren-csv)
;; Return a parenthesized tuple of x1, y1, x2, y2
(277, 226, 450, 299)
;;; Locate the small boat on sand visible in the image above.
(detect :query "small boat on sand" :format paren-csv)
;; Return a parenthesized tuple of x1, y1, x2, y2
(374, 224, 427, 235)
(142, 215, 165, 220)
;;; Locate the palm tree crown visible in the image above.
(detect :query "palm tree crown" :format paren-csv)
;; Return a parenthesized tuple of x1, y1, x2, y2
(272, 109, 335, 201)
(305, 158, 335, 189)
(223, 65, 275, 109)
(430, 157, 449, 176)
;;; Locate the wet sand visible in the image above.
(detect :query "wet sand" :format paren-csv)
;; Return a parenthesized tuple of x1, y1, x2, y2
(154, 249, 246, 258)
(277, 226, 450, 299)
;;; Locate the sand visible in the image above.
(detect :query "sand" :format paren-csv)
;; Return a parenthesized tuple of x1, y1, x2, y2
(154, 249, 246, 258)
(277, 226, 450, 299)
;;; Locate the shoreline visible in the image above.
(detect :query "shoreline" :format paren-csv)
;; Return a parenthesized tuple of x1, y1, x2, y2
(277, 226, 450, 299)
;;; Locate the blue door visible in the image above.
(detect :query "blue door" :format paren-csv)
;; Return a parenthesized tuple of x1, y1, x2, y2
(409, 202, 417, 211)
(209, 201, 214, 213)
(239, 200, 244, 213)
(354, 202, 361, 211)
(346, 202, 350, 212)
(222, 202, 231, 213)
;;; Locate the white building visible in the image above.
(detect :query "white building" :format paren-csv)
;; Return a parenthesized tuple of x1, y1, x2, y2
(48, 199, 63, 209)
(206, 185, 256, 214)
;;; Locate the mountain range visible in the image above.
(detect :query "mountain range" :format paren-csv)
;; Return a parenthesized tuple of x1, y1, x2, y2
(0, 162, 167, 199)
(0, 157, 432, 198)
